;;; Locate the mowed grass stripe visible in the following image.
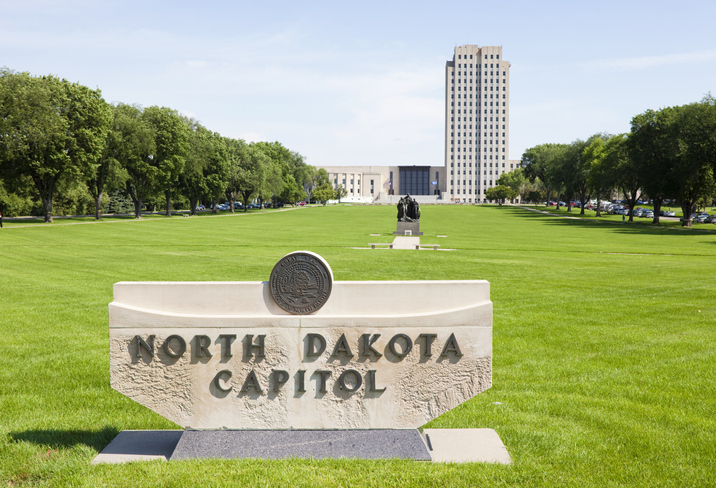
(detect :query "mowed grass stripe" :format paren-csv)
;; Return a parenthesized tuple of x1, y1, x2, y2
(0, 205, 714, 487)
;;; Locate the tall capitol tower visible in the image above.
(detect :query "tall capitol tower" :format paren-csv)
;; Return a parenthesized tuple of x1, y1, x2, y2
(446, 45, 517, 203)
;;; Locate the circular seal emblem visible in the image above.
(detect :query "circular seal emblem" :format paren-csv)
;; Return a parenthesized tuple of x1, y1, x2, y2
(269, 251, 333, 315)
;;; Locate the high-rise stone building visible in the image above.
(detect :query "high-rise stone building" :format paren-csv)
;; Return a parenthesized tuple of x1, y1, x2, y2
(318, 44, 519, 204)
(446, 45, 518, 203)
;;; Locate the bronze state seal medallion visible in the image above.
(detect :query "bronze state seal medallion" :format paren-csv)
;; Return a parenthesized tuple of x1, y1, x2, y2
(269, 251, 333, 314)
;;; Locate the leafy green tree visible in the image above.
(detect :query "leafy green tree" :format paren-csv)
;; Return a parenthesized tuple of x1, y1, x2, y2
(629, 108, 679, 224)
(565, 138, 594, 215)
(112, 104, 157, 219)
(496, 168, 529, 201)
(279, 173, 307, 205)
(669, 100, 716, 227)
(311, 183, 335, 205)
(181, 121, 230, 215)
(335, 184, 348, 202)
(143, 106, 189, 217)
(603, 134, 641, 222)
(308, 168, 331, 202)
(584, 137, 614, 217)
(522, 143, 569, 207)
(224, 137, 248, 212)
(86, 104, 127, 219)
(237, 144, 271, 211)
(485, 185, 517, 204)
(204, 134, 231, 213)
(0, 69, 110, 222)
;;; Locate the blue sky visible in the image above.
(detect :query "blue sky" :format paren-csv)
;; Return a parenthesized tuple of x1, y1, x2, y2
(2, 0, 715, 167)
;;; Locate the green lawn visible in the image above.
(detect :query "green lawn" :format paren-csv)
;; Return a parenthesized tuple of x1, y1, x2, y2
(1, 205, 714, 487)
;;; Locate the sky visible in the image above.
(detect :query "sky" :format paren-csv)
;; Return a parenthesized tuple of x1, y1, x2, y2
(2, 0, 715, 168)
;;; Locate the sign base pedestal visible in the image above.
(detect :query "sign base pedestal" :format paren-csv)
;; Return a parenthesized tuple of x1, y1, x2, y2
(92, 429, 511, 464)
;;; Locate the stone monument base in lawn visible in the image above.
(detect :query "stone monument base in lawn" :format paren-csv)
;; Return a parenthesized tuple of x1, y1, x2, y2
(93, 428, 511, 464)
(393, 221, 423, 235)
(98, 252, 509, 463)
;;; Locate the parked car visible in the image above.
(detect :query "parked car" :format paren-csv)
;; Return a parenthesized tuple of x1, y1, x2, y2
(234, 202, 244, 209)
(693, 213, 710, 223)
(708, 215, 716, 223)
(644, 211, 654, 219)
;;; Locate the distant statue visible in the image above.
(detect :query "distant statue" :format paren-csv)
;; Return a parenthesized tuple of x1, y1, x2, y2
(397, 194, 420, 222)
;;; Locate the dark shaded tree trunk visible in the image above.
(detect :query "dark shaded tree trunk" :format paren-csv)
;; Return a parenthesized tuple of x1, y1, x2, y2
(652, 197, 663, 224)
(241, 190, 252, 212)
(41, 195, 53, 223)
(94, 192, 103, 220)
(212, 200, 218, 214)
(132, 198, 143, 219)
(165, 189, 172, 217)
(680, 202, 695, 227)
(189, 197, 198, 216)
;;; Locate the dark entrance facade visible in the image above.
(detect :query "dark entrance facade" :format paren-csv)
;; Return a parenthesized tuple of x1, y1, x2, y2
(398, 166, 430, 195)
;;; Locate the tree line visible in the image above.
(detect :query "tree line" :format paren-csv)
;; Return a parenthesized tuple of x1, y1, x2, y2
(0, 68, 336, 222)
(508, 95, 716, 227)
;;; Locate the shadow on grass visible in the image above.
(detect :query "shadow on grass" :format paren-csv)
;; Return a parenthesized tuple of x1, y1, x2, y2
(9, 426, 120, 452)
(501, 206, 716, 238)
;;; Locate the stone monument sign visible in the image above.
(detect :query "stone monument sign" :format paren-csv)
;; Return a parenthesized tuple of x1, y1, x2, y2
(109, 252, 492, 430)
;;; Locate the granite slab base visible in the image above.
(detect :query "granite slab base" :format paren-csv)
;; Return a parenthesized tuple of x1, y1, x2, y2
(170, 429, 431, 461)
(92, 429, 510, 464)
(91, 430, 183, 464)
(393, 221, 423, 235)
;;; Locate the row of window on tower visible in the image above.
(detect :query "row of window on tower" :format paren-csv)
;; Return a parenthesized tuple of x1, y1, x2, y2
(455, 53, 500, 60)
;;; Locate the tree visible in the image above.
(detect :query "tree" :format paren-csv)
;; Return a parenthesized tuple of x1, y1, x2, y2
(86, 104, 126, 219)
(485, 185, 517, 204)
(0, 70, 110, 222)
(669, 100, 716, 227)
(522, 143, 569, 207)
(603, 134, 641, 222)
(112, 104, 157, 219)
(311, 183, 335, 205)
(629, 108, 678, 224)
(279, 173, 307, 205)
(335, 184, 348, 203)
(181, 121, 230, 215)
(236, 144, 270, 211)
(564, 138, 593, 215)
(204, 134, 231, 213)
(224, 137, 247, 212)
(143, 106, 189, 217)
(497, 168, 529, 202)
(584, 137, 614, 218)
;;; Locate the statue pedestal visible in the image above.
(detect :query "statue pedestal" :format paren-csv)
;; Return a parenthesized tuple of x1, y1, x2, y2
(394, 221, 423, 235)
